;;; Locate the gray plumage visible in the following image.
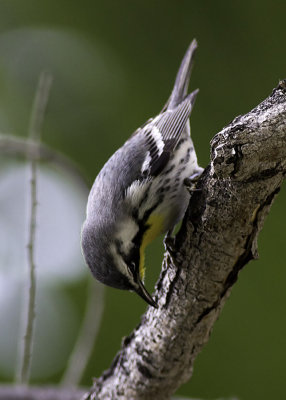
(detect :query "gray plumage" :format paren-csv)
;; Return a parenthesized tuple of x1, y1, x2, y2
(81, 39, 203, 306)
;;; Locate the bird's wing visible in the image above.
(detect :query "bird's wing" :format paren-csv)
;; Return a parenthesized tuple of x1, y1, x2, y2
(131, 39, 198, 139)
(140, 90, 198, 177)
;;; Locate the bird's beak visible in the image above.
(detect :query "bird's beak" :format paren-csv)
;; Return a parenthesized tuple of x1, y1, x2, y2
(135, 279, 158, 308)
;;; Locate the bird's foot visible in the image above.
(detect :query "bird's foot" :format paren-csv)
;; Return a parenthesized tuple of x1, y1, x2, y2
(184, 167, 204, 193)
(164, 230, 176, 254)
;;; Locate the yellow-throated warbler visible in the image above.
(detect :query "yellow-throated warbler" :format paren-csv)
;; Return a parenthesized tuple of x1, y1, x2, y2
(81, 40, 203, 308)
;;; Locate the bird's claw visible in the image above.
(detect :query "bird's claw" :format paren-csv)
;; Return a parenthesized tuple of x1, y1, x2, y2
(164, 234, 176, 255)
(184, 168, 204, 193)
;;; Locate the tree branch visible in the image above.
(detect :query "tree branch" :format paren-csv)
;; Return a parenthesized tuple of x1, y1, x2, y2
(1, 82, 285, 400)
(84, 80, 286, 400)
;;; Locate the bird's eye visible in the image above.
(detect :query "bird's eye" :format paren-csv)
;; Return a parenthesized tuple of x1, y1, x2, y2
(127, 262, 136, 277)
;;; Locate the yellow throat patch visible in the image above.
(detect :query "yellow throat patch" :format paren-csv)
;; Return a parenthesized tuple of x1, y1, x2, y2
(139, 214, 164, 281)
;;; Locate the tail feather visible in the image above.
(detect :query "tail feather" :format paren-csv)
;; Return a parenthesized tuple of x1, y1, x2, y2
(163, 39, 198, 111)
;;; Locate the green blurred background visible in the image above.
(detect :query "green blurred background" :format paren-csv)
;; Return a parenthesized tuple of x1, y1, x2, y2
(0, 1, 285, 399)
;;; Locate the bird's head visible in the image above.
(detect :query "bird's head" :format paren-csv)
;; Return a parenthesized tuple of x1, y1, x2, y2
(81, 219, 158, 308)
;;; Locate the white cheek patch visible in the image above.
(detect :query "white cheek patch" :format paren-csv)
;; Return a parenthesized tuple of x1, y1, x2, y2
(109, 241, 138, 287)
(109, 243, 129, 276)
(115, 217, 139, 255)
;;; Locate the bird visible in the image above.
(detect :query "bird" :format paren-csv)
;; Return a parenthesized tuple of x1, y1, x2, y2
(81, 39, 203, 308)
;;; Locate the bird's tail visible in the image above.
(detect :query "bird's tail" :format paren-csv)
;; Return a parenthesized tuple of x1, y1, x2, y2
(163, 39, 198, 111)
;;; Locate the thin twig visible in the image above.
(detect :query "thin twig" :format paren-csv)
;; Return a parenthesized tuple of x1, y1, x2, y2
(0, 385, 235, 400)
(0, 134, 90, 190)
(16, 71, 53, 384)
(61, 279, 105, 387)
(0, 385, 85, 400)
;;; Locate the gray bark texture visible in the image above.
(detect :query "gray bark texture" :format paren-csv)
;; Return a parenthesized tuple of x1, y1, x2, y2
(84, 80, 286, 400)
(0, 81, 285, 400)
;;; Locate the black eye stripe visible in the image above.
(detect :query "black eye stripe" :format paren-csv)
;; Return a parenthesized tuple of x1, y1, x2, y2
(127, 261, 137, 280)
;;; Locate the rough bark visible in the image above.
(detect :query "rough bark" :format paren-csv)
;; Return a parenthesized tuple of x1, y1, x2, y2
(84, 80, 286, 400)
(0, 81, 285, 400)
